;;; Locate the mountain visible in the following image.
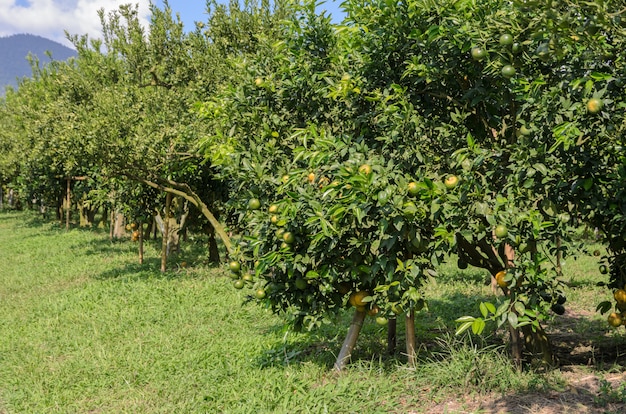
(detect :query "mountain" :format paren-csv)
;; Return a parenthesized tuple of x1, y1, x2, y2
(0, 34, 77, 94)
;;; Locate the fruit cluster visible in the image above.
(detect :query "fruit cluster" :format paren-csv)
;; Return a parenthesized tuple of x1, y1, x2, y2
(607, 288, 626, 328)
(228, 260, 266, 299)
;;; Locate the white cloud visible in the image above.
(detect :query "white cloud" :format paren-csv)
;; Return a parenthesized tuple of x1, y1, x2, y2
(0, 1, 152, 48)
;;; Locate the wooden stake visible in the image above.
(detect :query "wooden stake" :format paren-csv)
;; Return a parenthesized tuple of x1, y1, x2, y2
(334, 309, 366, 372)
(405, 311, 417, 367)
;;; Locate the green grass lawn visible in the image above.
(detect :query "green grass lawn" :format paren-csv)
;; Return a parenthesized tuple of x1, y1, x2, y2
(0, 211, 624, 413)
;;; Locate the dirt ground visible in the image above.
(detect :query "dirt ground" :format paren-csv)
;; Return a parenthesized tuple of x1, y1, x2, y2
(428, 309, 626, 413)
(431, 370, 625, 413)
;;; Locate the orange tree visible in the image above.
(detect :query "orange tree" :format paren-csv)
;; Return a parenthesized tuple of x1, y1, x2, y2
(201, 0, 626, 368)
(341, 0, 626, 366)
(199, 7, 445, 369)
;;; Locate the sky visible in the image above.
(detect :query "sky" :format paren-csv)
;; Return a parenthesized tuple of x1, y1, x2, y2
(0, 1, 346, 49)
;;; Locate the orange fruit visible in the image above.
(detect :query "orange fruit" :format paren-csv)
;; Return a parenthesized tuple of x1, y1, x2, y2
(229, 261, 241, 273)
(586, 98, 603, 114)
(248, 198, 261, 210)
(349, 290, 370, 307)
(494, 224, 508, 238)
(608, 312, 623, 328)
(614, 289, 626, 304)
(282, 231, 295, 244)
(358, 164, 372, 175)
(444, 175, 459, 189)
(375, 316, 388, 326)
(367, 305, 380, 316)
(495, 270, 508, 288)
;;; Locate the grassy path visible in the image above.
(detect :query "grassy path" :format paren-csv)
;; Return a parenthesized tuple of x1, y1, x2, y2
(0, 211, 624, 413)
(0, 212, 418, 413)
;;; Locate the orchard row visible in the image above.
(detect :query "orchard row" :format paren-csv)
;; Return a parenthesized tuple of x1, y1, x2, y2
(1, 0, 625, 368)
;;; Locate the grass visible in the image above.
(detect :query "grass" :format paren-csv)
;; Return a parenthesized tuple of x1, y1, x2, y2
(0, 210, 624, 413)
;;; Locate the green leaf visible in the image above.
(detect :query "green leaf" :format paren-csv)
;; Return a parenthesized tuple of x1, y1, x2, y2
(479, 302, 489, 318)
(455, 321, 474, 336)
(485, 302, 496, 314)
(370, 239, 380, 255)
(455, 315, 476, 323)
(596, 301, 612, 315)
(305, 270, 319, 280)
(471, 318, 486, 335)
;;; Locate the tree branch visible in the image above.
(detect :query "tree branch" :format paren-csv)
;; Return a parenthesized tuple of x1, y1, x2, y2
(122, 172, 233, 255)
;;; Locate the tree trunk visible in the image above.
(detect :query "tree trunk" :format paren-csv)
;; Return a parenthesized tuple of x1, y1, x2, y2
(161, 192, 172, 273)
(99, 205, 109, 229)
(509, 323, 523, 370)
(65, 177, 71, 230)
(522, 324, 555, 366)
(207, 223, 220, 264)
(165, 201, 189, 256)
(78, 196, 96, 228)
(125, 174, 233, 255)
(143, 216, 152, 240)
(334, 309, 366, 372)
(109, 209, 114, 241)
(387, 318, 397, 355)
(138, 218, 144, 265)
(112, 211, 126, 239)
(155, 197, 189, 258)
(556, 236, 563, 277)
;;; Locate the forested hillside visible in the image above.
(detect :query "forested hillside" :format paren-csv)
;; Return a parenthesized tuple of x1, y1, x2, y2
(0, 34, 76, 93)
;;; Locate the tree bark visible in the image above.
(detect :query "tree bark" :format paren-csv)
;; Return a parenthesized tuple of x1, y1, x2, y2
(65, 177, 71, 230)
(387, 318, 397, 355)
(334, 309, 366, 372)
(112, 211, 126, 239)
(207, 223, 220, 264)
(109, 209, 114, 241)
(556, 236, 563, 277)
(509, 323, 523, 370)
(78, 196, 96, 227)
(138, 218, 144, 265)
(161, 192, 172, 273)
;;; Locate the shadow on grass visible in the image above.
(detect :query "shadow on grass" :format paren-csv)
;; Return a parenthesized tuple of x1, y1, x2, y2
(93, 256, 224, 281)
(253, 316, 406, 371)
(253, 290, 499, 371)
(78, 232, 224, 281)
(547, 308, 626, 368)
(250, 288, 626, 377)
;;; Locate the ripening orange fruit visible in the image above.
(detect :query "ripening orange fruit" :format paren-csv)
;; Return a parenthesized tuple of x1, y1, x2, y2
(495, 270, 508, 288)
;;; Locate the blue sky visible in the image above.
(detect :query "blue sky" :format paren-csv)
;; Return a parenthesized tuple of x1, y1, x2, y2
(154, 1, 347, 28)
(0, 1, 347, 49)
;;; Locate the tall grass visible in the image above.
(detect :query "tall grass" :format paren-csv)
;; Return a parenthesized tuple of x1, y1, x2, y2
(0, 211, 621, 413)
